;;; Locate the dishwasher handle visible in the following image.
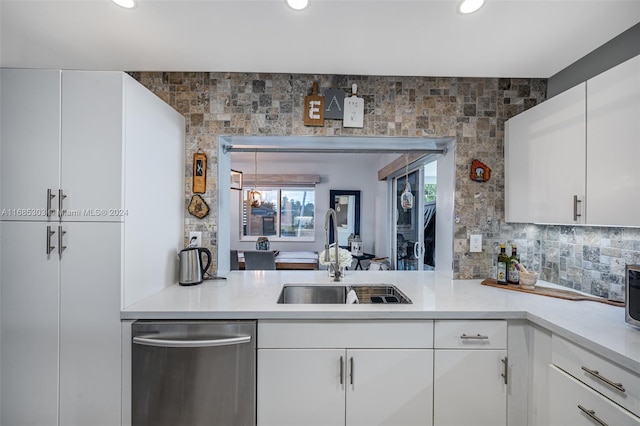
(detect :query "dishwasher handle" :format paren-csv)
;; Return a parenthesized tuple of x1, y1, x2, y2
(133, 335, 251, 348)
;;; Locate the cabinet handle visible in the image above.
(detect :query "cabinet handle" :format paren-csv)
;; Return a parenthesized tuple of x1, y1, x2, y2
(460, 333, 489, 340)
(46, 226, 56, 255)
(349, 357, 354, 385)
(578, 405, 608, 426)
(58, 226, 66, 256)
(501, 356, 508, 385)
(573, 195, 582, 222)
(58, 189, 67, 218)
(46, 189, 56, 217)
(132, 335, 251, 348)
(581, 366, 625, 393)
(339, 356, 344, 385)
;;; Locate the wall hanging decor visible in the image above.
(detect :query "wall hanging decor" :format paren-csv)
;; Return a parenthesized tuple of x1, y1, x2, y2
(188, 194, 210, 219)
(247, 150, 263, 208)
(192, 150, 207, 193)
(304, 82, 324, 126)
(323, 88, 345, 120)
(400, 156, 414, 211)
(470, 159, 491, 182)
(343, 83, 364, 128)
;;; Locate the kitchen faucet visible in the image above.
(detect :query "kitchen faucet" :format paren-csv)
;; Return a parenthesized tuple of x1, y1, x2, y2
(324, 208, 342, 282)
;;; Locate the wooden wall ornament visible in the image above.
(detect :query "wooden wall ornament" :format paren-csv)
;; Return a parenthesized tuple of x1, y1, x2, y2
(304, 82, 325, 126)
(188, 194, 210, 219)
(470, 159, 491, 182)
(323, 88, 345, 120)
(343, 84, 364, 128)
(193, 150, 207, 193)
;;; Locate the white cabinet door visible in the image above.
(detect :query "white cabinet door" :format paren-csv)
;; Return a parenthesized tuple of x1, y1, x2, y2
(434, 350, 507, 426)
(346, 349, 433, 426)
(59, 222, 122, 426)
(505, 83, 586, 224)
(60, 71, 123, 221)
(258, 349, 346, 426)
(549, 365, 640, 426)
(586, 55, 640, 226)
(0, 222, 60, 426)
(0, 69, 61, 221)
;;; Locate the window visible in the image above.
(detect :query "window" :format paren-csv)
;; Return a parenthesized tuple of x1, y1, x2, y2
(241, 187, 315, 241)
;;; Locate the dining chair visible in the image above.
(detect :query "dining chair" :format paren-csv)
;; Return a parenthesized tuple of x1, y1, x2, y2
(230, 250, 240, 270)
(243, 250, 276, 270)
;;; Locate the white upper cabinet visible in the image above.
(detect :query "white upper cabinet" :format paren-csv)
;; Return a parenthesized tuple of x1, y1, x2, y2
(60, 71, 124, 221)
(586, 55, 640, 226)
(506, 54, 640, 226)
(505, 83, 586, 224)
(0, 69, 61, 221)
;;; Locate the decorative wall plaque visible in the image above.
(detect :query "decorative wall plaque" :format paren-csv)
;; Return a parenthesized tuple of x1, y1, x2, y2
(323, 88, 345, 120)
(470, 159, 491, 182)
(343, 84, 364, 128)
(304, 82, 324, 126)
(188, 194, 210, 219)
(193, 150, 207, 193)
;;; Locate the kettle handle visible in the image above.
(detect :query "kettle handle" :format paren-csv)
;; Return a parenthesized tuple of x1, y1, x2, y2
(198, 247, 212, 275)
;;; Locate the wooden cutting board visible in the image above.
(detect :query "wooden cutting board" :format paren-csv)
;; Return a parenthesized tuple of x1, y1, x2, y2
(481, 278, 624, 307)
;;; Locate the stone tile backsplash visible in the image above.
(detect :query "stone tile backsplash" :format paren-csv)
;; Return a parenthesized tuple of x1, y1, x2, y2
(129, 71, 639, 301)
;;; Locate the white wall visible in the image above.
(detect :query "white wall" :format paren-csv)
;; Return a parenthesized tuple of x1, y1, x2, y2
(230, 154, 382, 256)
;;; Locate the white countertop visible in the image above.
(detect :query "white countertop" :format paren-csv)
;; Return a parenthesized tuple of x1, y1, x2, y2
(122, 270, 640, 374)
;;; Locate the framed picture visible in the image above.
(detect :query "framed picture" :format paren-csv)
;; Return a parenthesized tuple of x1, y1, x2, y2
(230, 169, 243, 190)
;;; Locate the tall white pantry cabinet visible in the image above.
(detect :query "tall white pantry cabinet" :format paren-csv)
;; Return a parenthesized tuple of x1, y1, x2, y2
(0, 69, 185, 425)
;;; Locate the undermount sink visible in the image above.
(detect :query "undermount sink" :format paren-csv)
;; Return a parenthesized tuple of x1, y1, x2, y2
(277, 284, 412, 304)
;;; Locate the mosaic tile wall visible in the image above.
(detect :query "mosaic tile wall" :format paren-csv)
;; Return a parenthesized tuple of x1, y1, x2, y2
(129, 72, 639, 301)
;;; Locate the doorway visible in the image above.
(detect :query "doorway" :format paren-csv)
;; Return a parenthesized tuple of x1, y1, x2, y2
(392, 161, 437, 271)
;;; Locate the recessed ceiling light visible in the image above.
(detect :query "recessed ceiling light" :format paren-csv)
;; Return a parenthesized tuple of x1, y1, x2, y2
(286, 0, 309, 11)
(112, 0, 137, 9)
(457, 0, 485, 14)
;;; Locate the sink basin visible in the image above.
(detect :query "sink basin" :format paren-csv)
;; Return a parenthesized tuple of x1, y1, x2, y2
(277, 284, 412, 304)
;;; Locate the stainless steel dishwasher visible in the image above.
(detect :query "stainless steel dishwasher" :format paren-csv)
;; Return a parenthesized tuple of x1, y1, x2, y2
(132, 320, 256, 426)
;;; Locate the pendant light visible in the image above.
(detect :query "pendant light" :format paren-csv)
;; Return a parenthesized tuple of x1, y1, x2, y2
(400, 155, 414, 211)
(248, 150, 263, 208)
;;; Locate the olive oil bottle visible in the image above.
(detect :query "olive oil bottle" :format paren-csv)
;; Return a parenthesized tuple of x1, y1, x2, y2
(508, 244, 520, 284)
(497, 244, 508, 284)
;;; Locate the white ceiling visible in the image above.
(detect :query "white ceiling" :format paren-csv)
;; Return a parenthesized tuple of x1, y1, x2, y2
(1, 0, 639, 78)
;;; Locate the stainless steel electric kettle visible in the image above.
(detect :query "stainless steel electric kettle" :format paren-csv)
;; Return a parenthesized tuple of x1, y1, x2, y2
(178, 247, 212, 286)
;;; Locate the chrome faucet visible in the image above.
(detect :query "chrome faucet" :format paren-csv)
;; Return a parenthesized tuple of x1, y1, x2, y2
(324, 208, 342, 282)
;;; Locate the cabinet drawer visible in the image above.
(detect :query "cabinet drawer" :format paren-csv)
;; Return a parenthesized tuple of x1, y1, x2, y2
(550, 365, 640, 425)
(258, 320, 433, 349)
(434, 320, 506, 349)
(552, 335, 640, 416)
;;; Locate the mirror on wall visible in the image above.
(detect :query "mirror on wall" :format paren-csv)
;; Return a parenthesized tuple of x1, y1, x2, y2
(329, 190, 361, 246)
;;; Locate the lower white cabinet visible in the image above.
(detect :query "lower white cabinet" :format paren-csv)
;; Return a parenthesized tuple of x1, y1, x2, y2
(549, 365, 640, 425)
(0, 222, 60, 426)
(258, 349, 346, 426)
(258, 348, 433, 426)
(257, 320, 434, 426)
(552, 335, 640, 417)
(433, 320, 508, 426)
(1, 221, 122, 426)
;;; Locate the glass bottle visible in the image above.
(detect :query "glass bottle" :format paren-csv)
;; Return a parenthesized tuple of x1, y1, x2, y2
(497, 244, 508, 285)
(508, 244, 520, 284)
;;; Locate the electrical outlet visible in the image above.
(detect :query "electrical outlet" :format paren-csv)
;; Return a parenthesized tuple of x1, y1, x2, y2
(189, 231, 202, 247)
(470, 234, 482, 252)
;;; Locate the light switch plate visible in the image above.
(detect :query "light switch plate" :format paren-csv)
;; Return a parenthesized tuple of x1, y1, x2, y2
(470, 234, 482, 252)
(189, 231, 202, 247)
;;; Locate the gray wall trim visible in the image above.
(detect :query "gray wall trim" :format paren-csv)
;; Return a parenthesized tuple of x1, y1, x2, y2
(547, 22, 640, 98)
